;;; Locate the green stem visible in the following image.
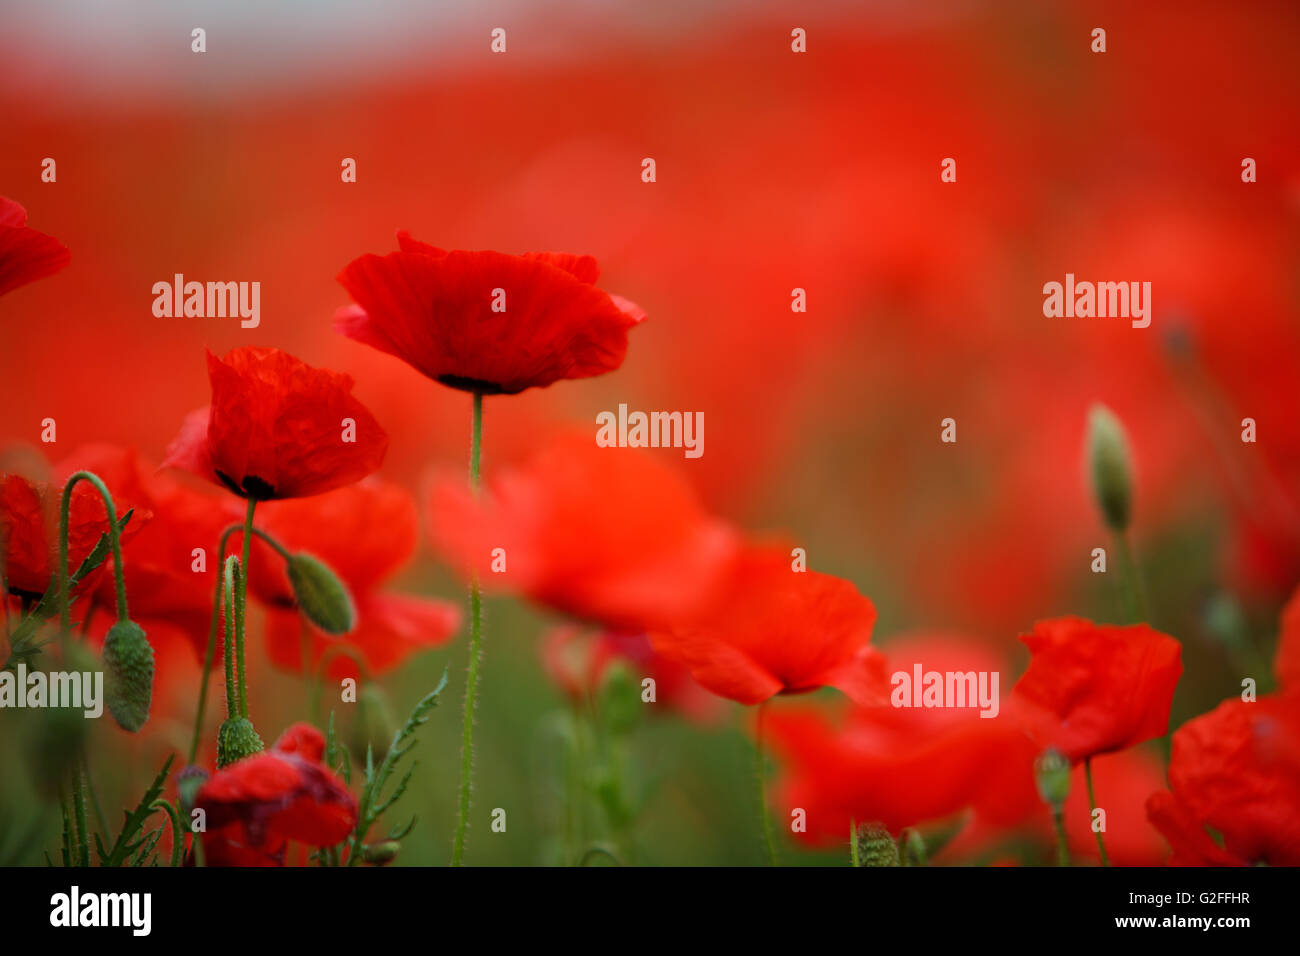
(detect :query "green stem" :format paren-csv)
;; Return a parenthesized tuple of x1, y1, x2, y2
(452, 392, 484, 867)
(58, 471, 129, 627)
(1051, 805, 1070, 866)
(755, 702, 778, 866)
(850, 818, 860, 867)
(1085, 758, 1110, 867)
(1113, 531, 1148, 624)
(71, 768, 90, 867)
(190, 526, 237, 763)
(237, 498, 256, 718)
(222, 557, 238, 720)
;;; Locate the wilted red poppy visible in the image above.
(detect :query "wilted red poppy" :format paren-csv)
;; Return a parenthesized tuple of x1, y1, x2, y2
(195, 722, 356, 866)
(0, 471, 147, 602)
(767, 635, 1038, 839)
(650, 546, 888, 706)
(0, 196, 70, 296)
(163, 347, 387, 500)
(245, 481, 460, 679)
(1146, 694, 1300, 866)
(1008, 617, 1182, 763)
(335, 232, 645, 394)
(429, 435, 739, 633)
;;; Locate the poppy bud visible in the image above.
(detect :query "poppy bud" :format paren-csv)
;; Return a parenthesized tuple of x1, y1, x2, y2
(102, 619, 154, 732)
(217, 716, 265, 768)
(363, 840, 401, 865)
(286, 553, 355, 635)
(1086, 404, 1133, 532)
(349, 683, 397, 763)
(854, 821, 900, 867)
(176, 765, 210, 817)
(1035, 749, 1071, 806)
(899, 828, 927, 867)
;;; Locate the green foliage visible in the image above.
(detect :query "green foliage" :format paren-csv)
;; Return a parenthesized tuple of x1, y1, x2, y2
(94, 755, 174, 868)
(340, 670, 449, 866)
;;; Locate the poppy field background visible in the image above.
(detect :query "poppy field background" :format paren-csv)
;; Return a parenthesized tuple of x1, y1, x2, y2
(2, 0, 1300, 867)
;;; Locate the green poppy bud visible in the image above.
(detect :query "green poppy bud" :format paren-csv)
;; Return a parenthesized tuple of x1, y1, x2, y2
(899, 828, 927, 867)
(287, 553, 355, 635)
(349, 683, 397, 763)
(176, 765, 210, 817)
(1035, 749, 1072, 807)
(854, 821, 901, 867)
(1087, 404, 1134, 532)
(102, 619, 154, 732)
(363, 840, 401, 865)
(217, 716, 264, 767)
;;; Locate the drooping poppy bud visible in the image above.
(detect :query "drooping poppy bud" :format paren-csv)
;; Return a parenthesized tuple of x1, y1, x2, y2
(287, 552, 355, 635)
(217, 716, 265, 768)
(101, 619, 154, 732)
(854, 821, 900, 867)
(1035, 749, 1071, 807)
(1086, 404, 1133, 532)
(597, 661, 640, 737)
(363, 840, 401, 865)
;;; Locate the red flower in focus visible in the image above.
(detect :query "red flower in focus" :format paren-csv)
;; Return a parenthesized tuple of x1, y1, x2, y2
(1, 471, 147, 602)
(1146, 694, 1300, 866)
(195, 722, 357, 867)
(0, 197, 69, 296)
(430, 436, 738, 633)
(163, 347, 387, 500)
(542, 626, 725, 724)
(336, 233, 645, 394)
(245, 482, 460, 680)
(1009, 617, 1182, 763)
(767, 635, 1038, 839)
(650, 547, 888, 706)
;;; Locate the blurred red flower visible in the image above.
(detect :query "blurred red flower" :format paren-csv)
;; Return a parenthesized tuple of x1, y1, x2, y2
(195, 722, 356, 867)
(336, 232, 645, 394)
(246, 481, 460, 679)
(163, 347, 387, 500)
(1009, 617, 1182, 763)
(767, 635, 1037, 839)
(429, 436, 738, 633)
(1146, 694, 1300, 866)
(650, 546, 888, 706)
(0, 471, 147, 602)
(541, 625, 725, 724)
(0, 196, 69, 296)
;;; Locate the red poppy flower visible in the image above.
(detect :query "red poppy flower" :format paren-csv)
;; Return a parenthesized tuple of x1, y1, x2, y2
(243, 481, 460, 679)
(541, 626, 725, 724)
(163, 347, 388, 500)
(767, 635, 1038, 839)
(429, 435, 739, 633)
(1, 471, 148, 602)
(1146, 694, 1300, 866)
(335, 232, 645, 394)
(649, 546, 888, 706)
(0, 196, 69, 296)
(1008, 617, 1182, 763)
(195, 722, 357, 866)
